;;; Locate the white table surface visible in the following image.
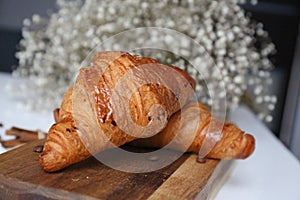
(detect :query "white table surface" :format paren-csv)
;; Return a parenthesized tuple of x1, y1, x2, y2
(1, 72, 300, 200)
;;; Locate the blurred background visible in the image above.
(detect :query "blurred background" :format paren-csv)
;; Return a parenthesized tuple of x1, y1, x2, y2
(0, 0, 299, 159)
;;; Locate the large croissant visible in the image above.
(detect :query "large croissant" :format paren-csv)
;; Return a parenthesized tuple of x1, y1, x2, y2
(40, 51, 196, 172)
(40, 51, 255, 172)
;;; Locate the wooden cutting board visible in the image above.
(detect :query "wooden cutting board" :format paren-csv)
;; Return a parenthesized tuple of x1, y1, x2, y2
(0, 139, 234, 200)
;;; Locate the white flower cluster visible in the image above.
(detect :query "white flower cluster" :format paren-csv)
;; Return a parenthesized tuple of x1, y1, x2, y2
(14, 0, 276, 121)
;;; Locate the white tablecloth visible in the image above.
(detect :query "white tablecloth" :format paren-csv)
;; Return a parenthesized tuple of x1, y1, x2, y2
(0, 73, 54, 150)
(1, 72, 300, 200)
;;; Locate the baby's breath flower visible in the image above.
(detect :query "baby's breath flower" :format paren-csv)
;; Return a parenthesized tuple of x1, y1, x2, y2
(14, 0, 276, 122)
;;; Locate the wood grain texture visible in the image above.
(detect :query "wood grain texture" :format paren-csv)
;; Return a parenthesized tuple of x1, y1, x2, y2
(0, 139, 232, 200)
(148, 157, 219, 200)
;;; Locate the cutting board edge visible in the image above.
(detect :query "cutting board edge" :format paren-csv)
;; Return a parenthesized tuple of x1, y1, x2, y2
(195, 160, 236, 200)
(146, 155, 235, 200)
(0, 174, 99, 200)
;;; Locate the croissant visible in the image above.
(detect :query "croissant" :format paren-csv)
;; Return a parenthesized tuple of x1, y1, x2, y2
(130, 101, 255, 160)
(40, 51, 196, 172)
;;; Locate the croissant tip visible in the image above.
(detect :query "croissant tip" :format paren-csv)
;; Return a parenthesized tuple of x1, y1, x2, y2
(238, 133, 255, 159)
(39, 152, 59, 172)
(39, 141, 67, 172)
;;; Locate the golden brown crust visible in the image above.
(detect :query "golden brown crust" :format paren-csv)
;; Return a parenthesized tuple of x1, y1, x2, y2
(58, 86, 73, 121)
(131, 101, 255, 160)
(40, 115, 90, 172)
(92, 52, 195, 129)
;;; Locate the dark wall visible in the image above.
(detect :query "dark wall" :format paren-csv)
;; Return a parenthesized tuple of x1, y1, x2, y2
(0, 30, 21, 72)
(242, 0, 300, 135)
(243, 0, 300, 70)
(0, 0, 56, 72)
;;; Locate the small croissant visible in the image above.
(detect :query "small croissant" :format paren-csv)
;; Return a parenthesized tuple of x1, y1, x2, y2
(131, 101, 255, 160)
